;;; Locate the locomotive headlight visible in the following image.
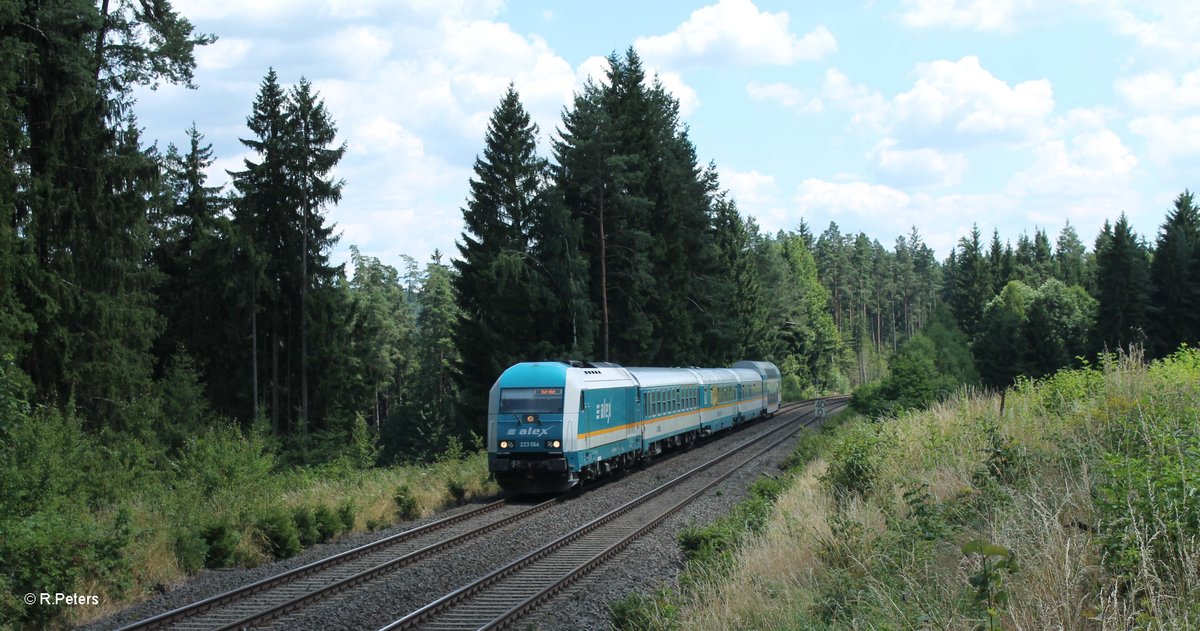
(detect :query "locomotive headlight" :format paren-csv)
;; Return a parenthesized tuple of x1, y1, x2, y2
(499, 440, 511, 449)
(546, 439, 561, 449)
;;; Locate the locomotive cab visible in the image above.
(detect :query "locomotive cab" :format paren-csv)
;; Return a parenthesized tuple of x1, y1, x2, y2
(488, 362, 578, 493)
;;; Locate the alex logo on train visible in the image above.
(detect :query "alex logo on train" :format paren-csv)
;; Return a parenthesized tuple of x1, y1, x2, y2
(596, 401, 612, 421)
(505, 427, 552, 436)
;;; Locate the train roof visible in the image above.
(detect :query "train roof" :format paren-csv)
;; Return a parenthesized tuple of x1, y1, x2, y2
(732, 360, 782, 379)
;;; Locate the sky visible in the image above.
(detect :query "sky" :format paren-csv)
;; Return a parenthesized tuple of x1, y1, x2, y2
(132, 0, 1200, 270)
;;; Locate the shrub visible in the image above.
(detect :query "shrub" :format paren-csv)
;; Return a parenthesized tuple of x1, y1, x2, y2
(610, 590, 676, 631)
(821, 423, 882, 499)
(313, 505, 341, 542)
(292, 506, 320, 547)
(447, 478, 467, 503)
(201, 521, 240, 568)
(394, 484, 419, 520)
(256, 509, 301, 560)
(174, 529, 208, 574)
(337, 500, 357, 531)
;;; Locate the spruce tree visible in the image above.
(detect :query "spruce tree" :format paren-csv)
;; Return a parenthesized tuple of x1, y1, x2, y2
(1091, 214, 1150, 353)
(1054, 221, 1087, 287)
(951, 225, 990, 337)
(7, 0, 210, 427)
(230, 70, 344, 439)
(455, 85, 553, 421)
(1147, 191, 1200, 357)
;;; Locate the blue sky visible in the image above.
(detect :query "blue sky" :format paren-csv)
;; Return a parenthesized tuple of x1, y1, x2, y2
(134, 0, 1200, 268)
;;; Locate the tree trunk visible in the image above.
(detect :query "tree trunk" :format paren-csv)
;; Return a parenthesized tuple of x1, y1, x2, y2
(599, 185, 610, 362)
(300, 153, 309, 438)
(271, 314, 280, 435)
(251, 276, 259, 422)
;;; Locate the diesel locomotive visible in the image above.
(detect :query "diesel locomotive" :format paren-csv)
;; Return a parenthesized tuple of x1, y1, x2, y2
(486, 360, 782, 494)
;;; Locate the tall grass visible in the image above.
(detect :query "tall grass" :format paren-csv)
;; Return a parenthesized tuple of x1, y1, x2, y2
(618, 348, 1200, 630)
(0, 408, 497, 629)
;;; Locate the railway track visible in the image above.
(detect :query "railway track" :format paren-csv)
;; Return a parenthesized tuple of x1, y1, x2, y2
(114, 398, 834, 631)
(379, 397, 848, 631)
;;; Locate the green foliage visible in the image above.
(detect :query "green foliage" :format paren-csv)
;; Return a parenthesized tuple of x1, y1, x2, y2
(174, 529, 209, 574)
(610, 589, 677, 631)
(900, 484, 950, 541)
(256, 508, 302, 560)
(853, 327, 966, 417)
(337, 500, 357, 532)
(0, 510, 132, 627)
(1091, 213, 1150, 353)
(821, 423, 882, 498)
(1094, 353, 1200, 589)
(293, 506, 321, 547)
(961, 539, 1018, 631)
(394, 484, 420, 520)
(313, 505, 342, 542)
(1147, 191, 1200, 358)
(200, 521, 240, 569)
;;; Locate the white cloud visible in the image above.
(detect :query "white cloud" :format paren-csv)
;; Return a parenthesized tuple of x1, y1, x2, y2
(790, 179, 1012, 254)
(635, 0, 836, 66)
(195, 38, 253, 71)
(1129, 115, 1200, 160)
(1009, 129, 1138, 196)
(890, 56, 1054, 144)
(900, 0, 1200, 60)
(1116, 70, 1200, 113)
(900, 0, 1042, 31)
(746, 81, 821, 112)
(1100, 0, 1200, 60)
(653, 70, 701, 117)
(869, 139, 966, 188)
(760, 58, 1053, 147)
(820, 69, 891, 130)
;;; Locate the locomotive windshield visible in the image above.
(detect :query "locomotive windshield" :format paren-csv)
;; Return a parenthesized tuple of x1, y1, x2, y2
(499, 388, 564, 414)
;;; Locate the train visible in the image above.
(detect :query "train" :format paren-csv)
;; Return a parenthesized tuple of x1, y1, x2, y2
(486, 360, 782, 494)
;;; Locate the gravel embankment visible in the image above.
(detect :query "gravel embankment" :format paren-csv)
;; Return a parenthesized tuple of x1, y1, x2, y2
(84, 406, 827, 631)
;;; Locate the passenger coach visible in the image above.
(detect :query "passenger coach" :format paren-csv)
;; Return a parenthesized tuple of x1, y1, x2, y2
(487, 360, 783, 494)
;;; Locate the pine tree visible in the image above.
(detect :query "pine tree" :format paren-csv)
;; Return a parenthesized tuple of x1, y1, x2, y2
(455, 85, 554, 421)
(288, 77, 346, 436)
(230, 70, 344, 439)
(1054, 221, 1087, 287)
(6, 0, 210, 427)
(1147, 190, 1200, 357)
(554, 49, 722, 365)
(414, 252, 463, 438)
(1091, 213, 1150, 353)
(710, 198, 769, 360)
(973, 280, 1035, 390)
(951, 225, 990, 337)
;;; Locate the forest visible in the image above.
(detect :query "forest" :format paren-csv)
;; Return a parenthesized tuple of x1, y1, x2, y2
(2, 1, 1199, 626)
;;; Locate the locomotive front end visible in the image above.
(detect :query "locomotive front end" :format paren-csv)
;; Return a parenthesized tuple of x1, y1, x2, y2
(487, 362, 579, 494)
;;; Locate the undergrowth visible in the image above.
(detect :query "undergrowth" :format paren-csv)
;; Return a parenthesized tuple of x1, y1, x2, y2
(613, 348, 1200, 630)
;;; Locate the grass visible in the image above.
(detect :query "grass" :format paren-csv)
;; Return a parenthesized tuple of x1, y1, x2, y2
(613, 348, 1200, 630)
(3, 443, 497, 629)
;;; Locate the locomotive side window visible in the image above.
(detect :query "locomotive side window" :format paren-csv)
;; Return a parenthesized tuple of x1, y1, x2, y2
(499, 388, 564, 414)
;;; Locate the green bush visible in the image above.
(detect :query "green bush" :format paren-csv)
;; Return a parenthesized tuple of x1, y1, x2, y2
(337, 500, 357, 531)
(610, 590, 676, 631)
(314, 505, 342, 542)
(201, 521, 240, 568)
(447, 478, 467, 503)
(0, 510, 131, 627)
(174, 529, 209, 574)
(292, 506, 320, 547)
(257, 509, 301, 560)
(821, 423, 882, 498)
(394, 484, 419, 520)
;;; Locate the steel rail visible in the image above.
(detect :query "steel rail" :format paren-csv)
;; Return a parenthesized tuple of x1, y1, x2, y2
(379, 398, 844, 631)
